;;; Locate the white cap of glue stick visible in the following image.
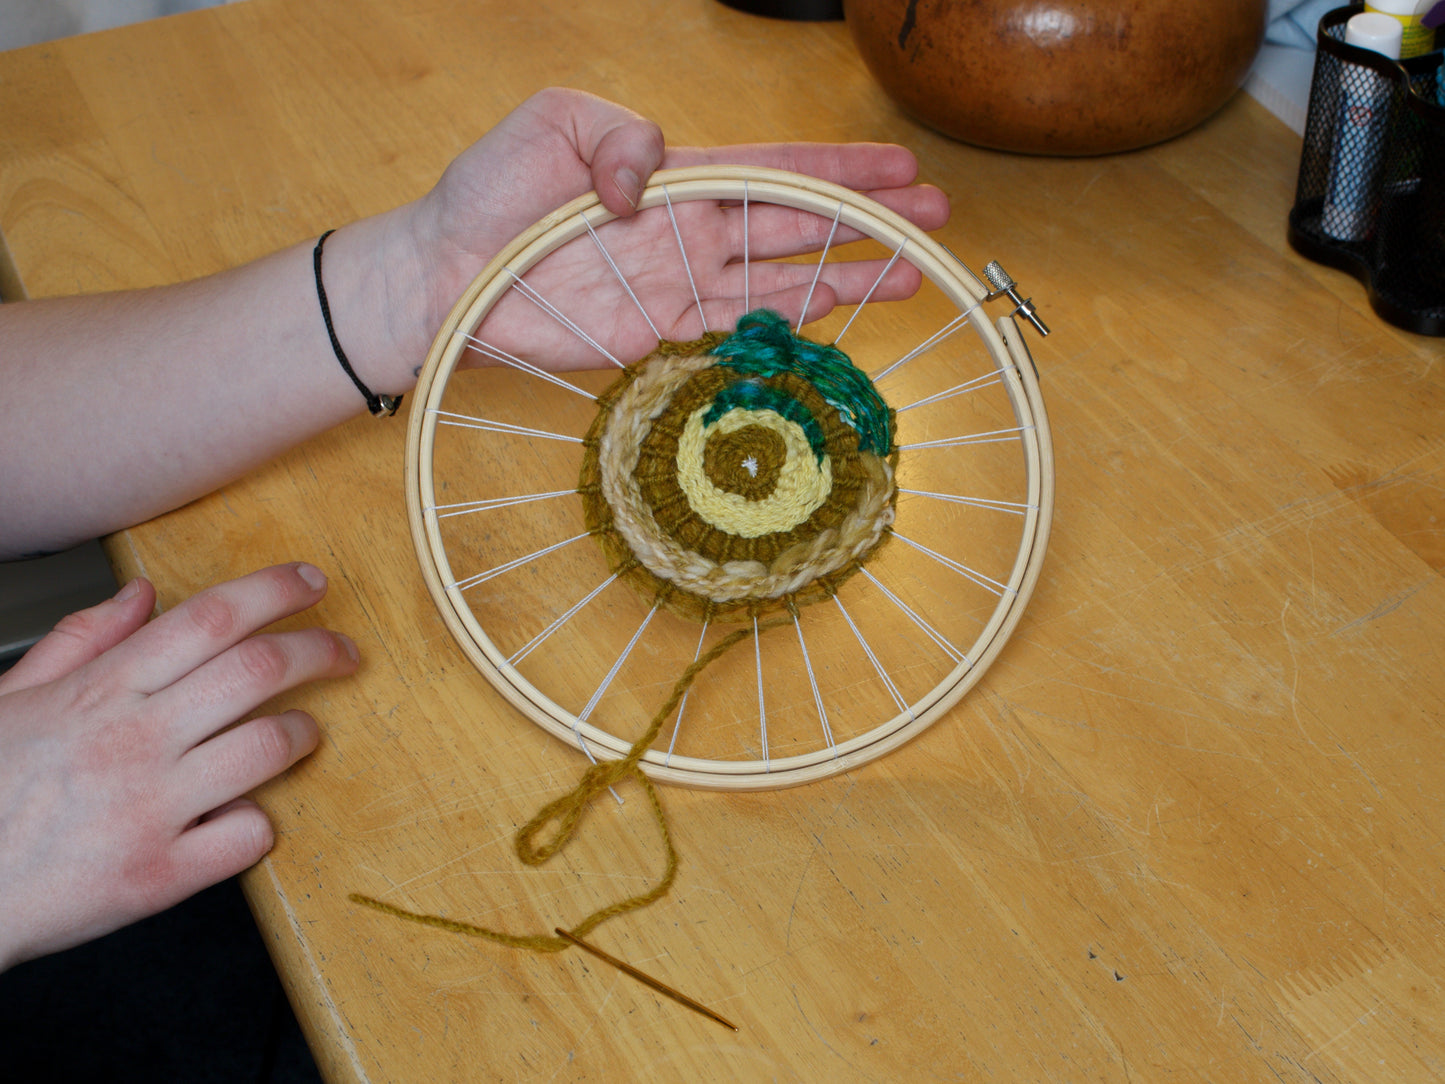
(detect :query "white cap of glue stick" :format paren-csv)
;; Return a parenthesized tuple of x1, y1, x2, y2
(1346, 11, 1406, 56)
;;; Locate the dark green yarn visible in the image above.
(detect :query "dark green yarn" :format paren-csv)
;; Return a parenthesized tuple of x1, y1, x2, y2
(708, 309, 892, 456)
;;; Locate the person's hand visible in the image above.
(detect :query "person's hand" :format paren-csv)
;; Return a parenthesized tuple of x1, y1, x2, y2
(388, 87, 952, 371)
(0, 563, 357, 972)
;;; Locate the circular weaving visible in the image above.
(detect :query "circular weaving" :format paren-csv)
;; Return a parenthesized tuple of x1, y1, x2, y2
(406, 166, 1054, 790)
(579, 311, 899, 622)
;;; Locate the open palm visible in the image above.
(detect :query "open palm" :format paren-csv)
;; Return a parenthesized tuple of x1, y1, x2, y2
(404, 89, 949, 371)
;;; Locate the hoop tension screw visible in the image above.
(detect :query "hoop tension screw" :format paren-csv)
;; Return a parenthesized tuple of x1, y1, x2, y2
(984, 261, 1049, 337)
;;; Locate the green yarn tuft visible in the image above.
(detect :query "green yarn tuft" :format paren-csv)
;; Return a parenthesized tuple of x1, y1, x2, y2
(709, 309, 892, 456)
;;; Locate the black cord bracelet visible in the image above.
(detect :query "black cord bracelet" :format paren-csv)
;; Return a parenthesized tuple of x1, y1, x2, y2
(313, 229, 402, 417)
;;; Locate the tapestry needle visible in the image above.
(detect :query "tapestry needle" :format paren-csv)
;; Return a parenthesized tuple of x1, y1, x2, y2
(554, 928, 739, 1032)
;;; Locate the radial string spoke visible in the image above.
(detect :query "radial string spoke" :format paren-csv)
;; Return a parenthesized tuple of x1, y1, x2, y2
(430, 409, 582, 443)
(509, 572, 619, 666)
(460, 333, 597, 400)
(871, 304, 979, 381)
(581, 211, 661, 340)
(431, 489, 575, 520)
(895, 370, 1004, 413)
(897, 488, 1032, 516)
(662, 184, 707, 332)
(793, 612, 837, 754)
(796, 202, 844, 333)
(892, 531, 1012, 596)
(573, 604, 661, 787)
(897, 425, 1033, 451)
(579, 603, 659, 724)
(754, 616, 769, 769)
(833, 594, 911, 717)
(449, 533, 588, 592)
(505, 270, 625, 368)
(742, 181, 750, 315)
(834, 238, 908, 346)
(665, 621, 710, 765)
(859, 567, 970, 665)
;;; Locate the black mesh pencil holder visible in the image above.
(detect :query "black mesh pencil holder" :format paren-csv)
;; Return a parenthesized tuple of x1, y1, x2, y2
(1289, 5, 1445, 336)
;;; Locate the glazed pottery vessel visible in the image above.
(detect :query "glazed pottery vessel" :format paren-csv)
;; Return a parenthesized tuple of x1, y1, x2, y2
(844, 0, 1269, 155)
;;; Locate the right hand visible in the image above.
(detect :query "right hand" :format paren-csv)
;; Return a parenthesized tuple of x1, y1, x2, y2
(0, 562, 357, 972)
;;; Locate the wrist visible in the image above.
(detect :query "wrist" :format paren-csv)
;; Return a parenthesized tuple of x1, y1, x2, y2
(310, 206, 434, 401)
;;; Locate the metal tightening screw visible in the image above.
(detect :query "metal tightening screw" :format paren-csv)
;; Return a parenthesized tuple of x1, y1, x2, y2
(983, 261, 1050, 337)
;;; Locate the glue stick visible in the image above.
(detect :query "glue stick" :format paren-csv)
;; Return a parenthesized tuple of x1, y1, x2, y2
(1364, 0, 1436, 58)
(1321, 13, 1404, 242)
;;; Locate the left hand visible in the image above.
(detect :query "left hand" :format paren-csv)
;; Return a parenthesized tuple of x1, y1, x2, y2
(389, 88, 951, 371)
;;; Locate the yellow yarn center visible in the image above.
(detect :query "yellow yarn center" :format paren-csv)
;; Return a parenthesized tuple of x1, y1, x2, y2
(675, 406, 833, 539)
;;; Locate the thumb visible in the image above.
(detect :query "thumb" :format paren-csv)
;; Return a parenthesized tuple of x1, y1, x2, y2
(584, 109, 665, 218)
(0, 578, 156, 693)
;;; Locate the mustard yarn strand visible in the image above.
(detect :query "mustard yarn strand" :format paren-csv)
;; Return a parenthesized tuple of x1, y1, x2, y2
(351, 618, 786, 951)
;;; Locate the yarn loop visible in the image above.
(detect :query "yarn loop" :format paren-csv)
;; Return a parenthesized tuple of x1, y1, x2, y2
(355, 311, 901, 950)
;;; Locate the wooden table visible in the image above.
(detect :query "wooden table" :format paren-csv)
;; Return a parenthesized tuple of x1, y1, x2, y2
(4, 2, 1443, 1080)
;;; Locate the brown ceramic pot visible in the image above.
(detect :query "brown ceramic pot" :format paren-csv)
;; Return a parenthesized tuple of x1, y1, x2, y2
(844, 0, 1268, 155)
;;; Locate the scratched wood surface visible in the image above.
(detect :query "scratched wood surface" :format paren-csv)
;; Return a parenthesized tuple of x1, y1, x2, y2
(3, 0, 1443, 1080)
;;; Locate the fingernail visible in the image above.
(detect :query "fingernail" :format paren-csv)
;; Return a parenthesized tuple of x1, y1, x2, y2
(338, 633, 360, 664)
(613, 168, 640, 210)
(116, 579, 142, 602)
(296, 563, 327, 591)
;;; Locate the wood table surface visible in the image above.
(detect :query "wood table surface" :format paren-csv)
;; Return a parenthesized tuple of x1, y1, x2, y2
(4, 1, 1444, 1080)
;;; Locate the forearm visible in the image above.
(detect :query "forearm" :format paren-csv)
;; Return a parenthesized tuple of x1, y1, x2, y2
(0, 207, 427, 559)
(0, 86, 948, 561)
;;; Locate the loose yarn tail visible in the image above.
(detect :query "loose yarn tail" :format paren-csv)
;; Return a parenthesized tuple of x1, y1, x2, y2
(352, 617, 788, 950)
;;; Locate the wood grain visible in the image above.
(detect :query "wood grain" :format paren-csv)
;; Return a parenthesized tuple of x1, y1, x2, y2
(3, 1, 1442, 1080)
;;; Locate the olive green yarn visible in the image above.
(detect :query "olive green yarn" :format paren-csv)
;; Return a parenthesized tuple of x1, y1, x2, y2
(704, 424, 787, 500)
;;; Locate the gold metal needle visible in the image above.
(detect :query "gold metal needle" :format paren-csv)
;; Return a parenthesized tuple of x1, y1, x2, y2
(554, 928, 739, 1032)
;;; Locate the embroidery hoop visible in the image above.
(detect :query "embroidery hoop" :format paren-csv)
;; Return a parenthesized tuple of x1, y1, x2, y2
(405, 166, 1053, 791)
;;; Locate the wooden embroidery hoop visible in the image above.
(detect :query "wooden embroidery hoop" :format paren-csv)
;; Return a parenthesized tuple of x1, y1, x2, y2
(405, 166, 1053, 791)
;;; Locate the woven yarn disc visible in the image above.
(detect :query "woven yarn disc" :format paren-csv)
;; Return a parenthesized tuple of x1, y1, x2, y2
(580, 310, 899, 622)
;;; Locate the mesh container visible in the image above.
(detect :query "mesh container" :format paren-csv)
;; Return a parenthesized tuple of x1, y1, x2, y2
(1289, 4, 1445, 336)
